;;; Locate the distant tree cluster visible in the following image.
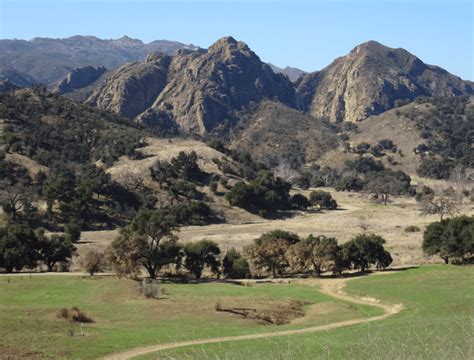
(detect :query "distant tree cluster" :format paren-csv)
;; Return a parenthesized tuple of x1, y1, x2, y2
(106, 207, 229, 279)
(225, 170, 293, 215)
(0, 223, 77, 273)
(244, 230, 392, 277)
(297, 157, 414, 205)
(422, 215, 473, 264)
(413, 96, 473, 179)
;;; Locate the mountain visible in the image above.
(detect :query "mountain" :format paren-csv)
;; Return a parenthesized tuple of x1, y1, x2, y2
(268, 64, 306, 81)
(0, 36, 195, 86)
(87, 37, 296, 135)
(296, 41, 474, 123)
(0, 80, 19, 93)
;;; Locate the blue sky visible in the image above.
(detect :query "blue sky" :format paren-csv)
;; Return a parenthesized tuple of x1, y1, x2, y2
(1, 0, 472, 79)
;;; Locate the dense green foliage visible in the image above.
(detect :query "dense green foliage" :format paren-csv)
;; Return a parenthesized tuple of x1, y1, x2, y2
(183, 240, 221, 279)
(245, 230, 392, 277)
(342, 233, 393, 271)
(222, 248, 251, 279)
(413, 96, 473, 178)
(309, 190, 338, 210)
(225, 170, 293, 214)
(0, 87, 144, 167)
(0, 223, 76, 272)
(422, 215, 474, 263)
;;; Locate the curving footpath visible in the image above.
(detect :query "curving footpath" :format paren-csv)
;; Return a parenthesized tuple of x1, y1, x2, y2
(101, 275, 404, 360)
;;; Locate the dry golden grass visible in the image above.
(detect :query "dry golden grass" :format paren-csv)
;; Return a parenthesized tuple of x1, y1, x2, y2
(78, 186, 473, 269)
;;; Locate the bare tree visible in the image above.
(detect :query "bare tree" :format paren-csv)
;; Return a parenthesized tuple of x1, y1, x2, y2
(450, 165, 474, 191)
(420, 195, 458, 220)
(273, 162, 300, 184)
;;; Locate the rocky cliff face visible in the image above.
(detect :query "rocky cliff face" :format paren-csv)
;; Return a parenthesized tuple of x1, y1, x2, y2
(86, 53, 172, 119)
(296, 41, 474, 122)
(54, 66, 107, 94)
(88, 37, 296, 135)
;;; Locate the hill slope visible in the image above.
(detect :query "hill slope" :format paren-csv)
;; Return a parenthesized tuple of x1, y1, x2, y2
(229, 101, 339, 167)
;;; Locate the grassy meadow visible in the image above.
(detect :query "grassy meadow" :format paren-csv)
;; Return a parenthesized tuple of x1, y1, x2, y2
(0, 275, 379, 359)
(145, 265, 474, 360)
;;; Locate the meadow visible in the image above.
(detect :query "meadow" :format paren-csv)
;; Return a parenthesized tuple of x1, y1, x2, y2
(145, 266, 474, 360)
(0, 274, 379, 359)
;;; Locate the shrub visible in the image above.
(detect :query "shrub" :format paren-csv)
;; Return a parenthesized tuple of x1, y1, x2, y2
(423, 215, 474, 264)
(140, 279, 161, 299)
(57, 307, 94, 323)
(81, 249, 105, 276)
(222, 248, 250, 279)
(290, 194, 310, 210)
(353, 142, 371, 155)
(309, 190, 337, 210)
(404, 225, 421, 233)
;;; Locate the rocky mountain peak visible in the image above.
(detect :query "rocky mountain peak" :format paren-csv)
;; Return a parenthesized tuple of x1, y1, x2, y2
(296, 41, 473, 122)
(208, 36, 254, 60)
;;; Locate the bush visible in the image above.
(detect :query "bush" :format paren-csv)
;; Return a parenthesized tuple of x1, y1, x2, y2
(309, 190, 337, 210)
(140, 279, 161, 299)
(57, 307, 94, 323)
(290, 194, 310, 210)
(81, 249, 105, 276)
(353, 143, 371, 155)
(222, 248, 250, 279)
(404, 225, 421, 233)
(423, 215, 474, 264)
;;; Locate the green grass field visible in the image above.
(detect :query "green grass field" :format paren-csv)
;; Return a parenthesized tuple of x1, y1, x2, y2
(0, 275, 379, 359)
(144, 265, 474, 360)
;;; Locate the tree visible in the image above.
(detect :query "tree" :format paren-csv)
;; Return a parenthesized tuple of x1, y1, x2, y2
(107, 209, 181, 279)
(365, 170, 411, 205)
(309, 191, 337, 210)
(183, 240, 221, 279)
(222, 248, 250, 279)
(37, 230, 76, 271)
(245, 230, 300, 277)
(420, 195, 458, 220)
(64, 222, 81, 243)
(82, 249, 105, 276)
(290, 194, 310, 210)
(342, 233, 392, 272)
(226, 171, 292, 213)
(422, 216, 474, 264)
(0, 223, 40, 273)
(287, 235, 342, 276)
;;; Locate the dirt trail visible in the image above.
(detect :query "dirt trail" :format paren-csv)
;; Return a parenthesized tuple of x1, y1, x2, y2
(101, 274, 404, 360)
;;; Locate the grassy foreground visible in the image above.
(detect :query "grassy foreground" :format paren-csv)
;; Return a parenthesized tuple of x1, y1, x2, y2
(144, 265, 474, 360)
(0, 275, 378, 359)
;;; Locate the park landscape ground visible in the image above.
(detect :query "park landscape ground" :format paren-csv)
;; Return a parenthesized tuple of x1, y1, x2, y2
(0, 265, 472, 359)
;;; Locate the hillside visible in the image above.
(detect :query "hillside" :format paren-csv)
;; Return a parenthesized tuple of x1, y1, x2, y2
(296, 41, 474, 123)
(0, 36, 195, 86)
(229, 100, 339, 167)
(317, 95, 474, 178)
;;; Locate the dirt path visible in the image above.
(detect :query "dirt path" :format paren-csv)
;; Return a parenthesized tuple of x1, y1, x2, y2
(101, 274, 404, 360)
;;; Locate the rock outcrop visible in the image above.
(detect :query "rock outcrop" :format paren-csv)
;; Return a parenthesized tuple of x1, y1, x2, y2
(86, 53, 172, 119)
(54, 66, 107, 94)
(296, 41, 474, 122)
(88, 37, 296, 135)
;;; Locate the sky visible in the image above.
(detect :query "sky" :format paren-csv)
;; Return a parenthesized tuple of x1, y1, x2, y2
(0, 0, 473, 80)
